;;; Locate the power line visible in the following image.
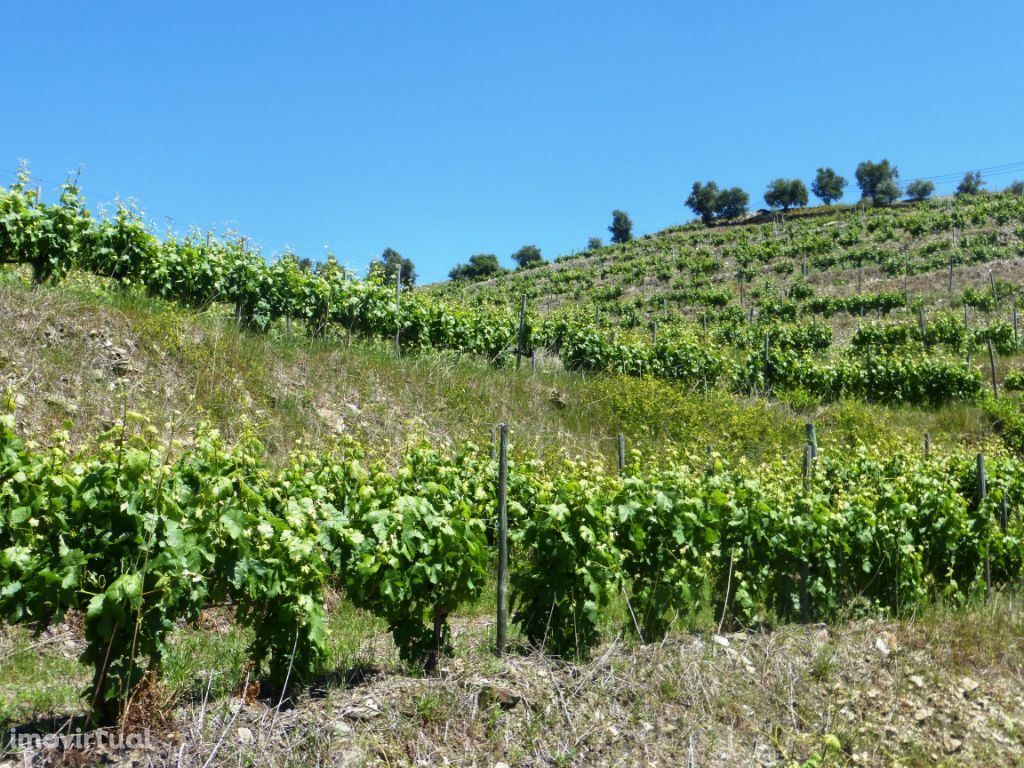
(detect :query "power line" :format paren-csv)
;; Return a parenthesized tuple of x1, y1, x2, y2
(903, 160, 1024, 184)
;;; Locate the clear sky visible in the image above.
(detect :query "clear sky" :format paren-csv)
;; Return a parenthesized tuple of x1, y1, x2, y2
(3, 1, 1023, 283)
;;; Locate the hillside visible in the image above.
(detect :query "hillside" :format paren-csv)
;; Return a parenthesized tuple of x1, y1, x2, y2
(4, 266, 1010, 467)
(2, 184, 1024, 767)
(431, 197, 1024, 327)
(423, 194, 1024, 445)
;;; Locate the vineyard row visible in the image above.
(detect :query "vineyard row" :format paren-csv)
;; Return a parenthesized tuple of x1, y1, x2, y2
(1, 178, 1018, 407)
(1, 398, 1021, 722)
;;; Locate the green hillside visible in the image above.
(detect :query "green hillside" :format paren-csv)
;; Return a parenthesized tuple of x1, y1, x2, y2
(3, 178, 1024, 767)
(426, 194, 1024, 446)
(431, 196, 1024, 326)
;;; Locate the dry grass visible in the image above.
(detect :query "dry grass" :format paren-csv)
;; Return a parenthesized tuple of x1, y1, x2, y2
(1, 269, 1004, 476)
(3, 596, 1022, 767)
(1, 270, 665, 467)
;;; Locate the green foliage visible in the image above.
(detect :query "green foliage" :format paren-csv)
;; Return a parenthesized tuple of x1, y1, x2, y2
(812, 167, 846, 205)
(510, 463, 621, 658)
(872, 179, 901, 207)
(788, 280, 815, 301)
(905, 179, 935, 202)
(369, 247, 416, 287)
(5, 174, 1024, 416)
(0, 412, 332, 721)
(608, 210, 633, 244)
(0, 169, 40, 271)
(449, 254, 504, 281)
(954, 173, 987, 198)
(686, 181, 720, 224)
(511, 244, 544, 269)
(613, 465, 717, 638)
(715, 186, 749, 220)
(957, 171, 985, 197)
(586, 236, 603, 251)
(0, 168, 90, 284)
(3, 391, 1024, 713)
(985, 397, 1024, 456)
(961, 286, 996, 311)
(1004, 370, 1024, 391)
(764, 178, 809, 211)
(855, 159, 900, 206)
(84, 203, 160, 284)
(341, 445, 490, 668)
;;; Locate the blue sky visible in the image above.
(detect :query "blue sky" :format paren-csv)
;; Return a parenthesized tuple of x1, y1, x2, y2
(3, 1, 1023, 283)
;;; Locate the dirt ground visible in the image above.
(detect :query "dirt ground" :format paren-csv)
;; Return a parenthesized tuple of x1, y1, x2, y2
(3, 598, 1022, 768)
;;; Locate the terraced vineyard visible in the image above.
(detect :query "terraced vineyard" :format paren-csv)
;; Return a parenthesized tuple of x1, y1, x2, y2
(4, 171, 1024, 765)
(3, 395, 1022, 724)
(5, 173, 1024, 410)
(430, 196, 1024, 400)
(430, 197, 1024, 323)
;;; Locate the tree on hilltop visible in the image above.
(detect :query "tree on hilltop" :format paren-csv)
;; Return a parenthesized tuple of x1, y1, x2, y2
(811, 167, 846, 205)
(855, 159, 900, 206)
(449, 253, 504, 281)
(512, 244, 544, 269)
(686, 181, 720, 224)
(714, 186, 749, 219)
(764, 178, 809, 211)
(905, 179, 935, 202)
(687, 181, 750, 222)
(609, 210, 633, 244)
(956, 171, 985, 196)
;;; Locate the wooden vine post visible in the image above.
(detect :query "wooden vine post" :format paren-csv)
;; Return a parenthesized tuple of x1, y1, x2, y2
(987, 339, 998, 400)
(865, 344, 873, 404)
(903, 248, 910, 309)
(495, 423, 509, 655)
(394, 265, 402, 355)
(964, 307, 971, 367)
(799, 441, 814, 622)
(235, 236, 248, 329)
(1014, 303, 1019, 351)
(977, 453, 991, 597)
(616, 433, 626, 475)
(515, 295, 527, 371)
